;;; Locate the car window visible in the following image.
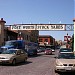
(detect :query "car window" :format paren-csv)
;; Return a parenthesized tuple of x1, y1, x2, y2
(46, 48, 51, 50)
(2, 50, 17, 54)
(5, 41, 17, 47)
(16, 50, 21, 55)
(58, 53, 75, 59)
(20, 50, 24, 54)
(60, 48, 72, 52)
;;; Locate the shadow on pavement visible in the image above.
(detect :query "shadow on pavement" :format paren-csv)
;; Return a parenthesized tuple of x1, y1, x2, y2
(58, 72, 75, 75)
(16, 61, 32, 66)
(0, 61, 32, 66)
(28, 53, 43, 58)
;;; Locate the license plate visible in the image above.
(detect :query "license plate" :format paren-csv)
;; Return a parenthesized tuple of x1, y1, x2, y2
(65, 67, 71, 70)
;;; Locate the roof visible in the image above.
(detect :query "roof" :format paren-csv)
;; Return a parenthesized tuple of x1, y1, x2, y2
(8, 49, 21, 51)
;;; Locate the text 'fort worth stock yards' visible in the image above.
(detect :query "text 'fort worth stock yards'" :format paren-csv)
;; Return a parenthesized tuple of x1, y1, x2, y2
(11, 24, 74, 31)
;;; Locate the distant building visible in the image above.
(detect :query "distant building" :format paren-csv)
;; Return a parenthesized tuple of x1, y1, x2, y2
(38, 35, 55, 47)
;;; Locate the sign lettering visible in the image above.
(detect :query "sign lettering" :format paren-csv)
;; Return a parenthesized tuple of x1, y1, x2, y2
(11, 24, 73, 31)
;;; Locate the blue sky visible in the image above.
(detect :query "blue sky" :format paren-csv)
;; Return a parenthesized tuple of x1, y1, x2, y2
(0, 0, 74, 41)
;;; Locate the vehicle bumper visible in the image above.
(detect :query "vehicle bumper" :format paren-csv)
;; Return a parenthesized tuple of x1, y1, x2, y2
(45, 52, 52, 55)
(52, 50, 55, 52)
(0, 59, 12, 64)
(55, 66, 75, 72)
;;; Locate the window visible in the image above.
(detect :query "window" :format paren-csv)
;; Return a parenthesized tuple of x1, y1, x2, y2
(20, 50, 24, 54)
(44, 38, 48, 42)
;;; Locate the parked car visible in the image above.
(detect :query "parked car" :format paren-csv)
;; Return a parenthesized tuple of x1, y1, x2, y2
(37, 48, 45, 53)
(40, 48, 45, 52)
(59, 48, 73, 53)
(0, 49, 28, 65)
(27, 49, 37, 56)
(37, 48, 42, 53)
(44, 48, 52, 55)
(55, 52, 75, 73)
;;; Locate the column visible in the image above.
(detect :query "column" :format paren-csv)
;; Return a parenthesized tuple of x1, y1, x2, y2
(0, 18, 6, 46)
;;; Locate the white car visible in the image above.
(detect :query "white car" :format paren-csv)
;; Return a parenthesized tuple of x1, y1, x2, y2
(0, 49, 28, 65)
(55, 52, 75, 73)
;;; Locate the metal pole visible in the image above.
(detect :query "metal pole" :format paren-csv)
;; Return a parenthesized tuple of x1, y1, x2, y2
(66, 33, 68, 48)
(73, 19, 75, 52)
(67, 33, 68, 44)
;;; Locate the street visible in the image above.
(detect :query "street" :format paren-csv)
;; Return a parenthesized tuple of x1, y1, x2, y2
(0, 50, 75, 75)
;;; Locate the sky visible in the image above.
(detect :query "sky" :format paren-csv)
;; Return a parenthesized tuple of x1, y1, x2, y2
(0, 0, 74, 41)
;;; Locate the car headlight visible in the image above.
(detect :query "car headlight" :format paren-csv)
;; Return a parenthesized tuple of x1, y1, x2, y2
(0, 57, 6, 59)
(56, 63, 63, 66)
(0, 57, 10, 60)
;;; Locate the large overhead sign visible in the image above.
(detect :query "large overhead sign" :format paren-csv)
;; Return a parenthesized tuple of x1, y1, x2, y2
(11, 24, 73, 31)
(11, 24, 65, 30)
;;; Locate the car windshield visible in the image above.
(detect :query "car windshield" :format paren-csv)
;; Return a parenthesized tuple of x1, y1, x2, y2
(58, 53, 75, 59)
(28, 43, 32, 46)
(46, 48, 51, 50)
(5, 41, 16, 46)
(1, 50, 17, 54)
(60, 48, 72, 52)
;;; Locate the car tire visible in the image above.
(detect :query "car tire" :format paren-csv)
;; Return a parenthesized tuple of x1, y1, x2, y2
(12, 59, 16, 66)
(55, 70, 58, 73)
(24, 57, 27, 62)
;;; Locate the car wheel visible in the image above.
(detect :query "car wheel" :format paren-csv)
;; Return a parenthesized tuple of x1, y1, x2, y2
(55, 70, 58, 73)
(24, 57, 27, 62)
(12, 59, 16, 66)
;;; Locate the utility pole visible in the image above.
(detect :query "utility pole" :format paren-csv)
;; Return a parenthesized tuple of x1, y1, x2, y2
(73, 18, 75, 53)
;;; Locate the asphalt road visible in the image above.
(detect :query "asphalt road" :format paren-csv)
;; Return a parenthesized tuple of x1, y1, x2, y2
(0, 50, 75, 75)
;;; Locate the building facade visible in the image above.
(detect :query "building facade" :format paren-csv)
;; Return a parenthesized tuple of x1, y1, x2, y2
(0, 18, 39, 46)
(38, 35, 55, 47)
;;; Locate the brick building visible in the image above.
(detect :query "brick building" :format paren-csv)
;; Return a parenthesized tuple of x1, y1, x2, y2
(38, 35, 55, 47)
(0, 18, 39, 46)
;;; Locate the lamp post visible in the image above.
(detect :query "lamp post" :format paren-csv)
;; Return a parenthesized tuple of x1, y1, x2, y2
(67, 33, 68, 44)
(73, 18, 75, 52)
(66, 33, 69, 48)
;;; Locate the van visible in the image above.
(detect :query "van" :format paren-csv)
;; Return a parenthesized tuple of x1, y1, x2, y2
(0, 40, 25, 53)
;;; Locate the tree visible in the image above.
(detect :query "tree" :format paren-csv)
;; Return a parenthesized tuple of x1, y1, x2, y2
(71, 34, 74, 51)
